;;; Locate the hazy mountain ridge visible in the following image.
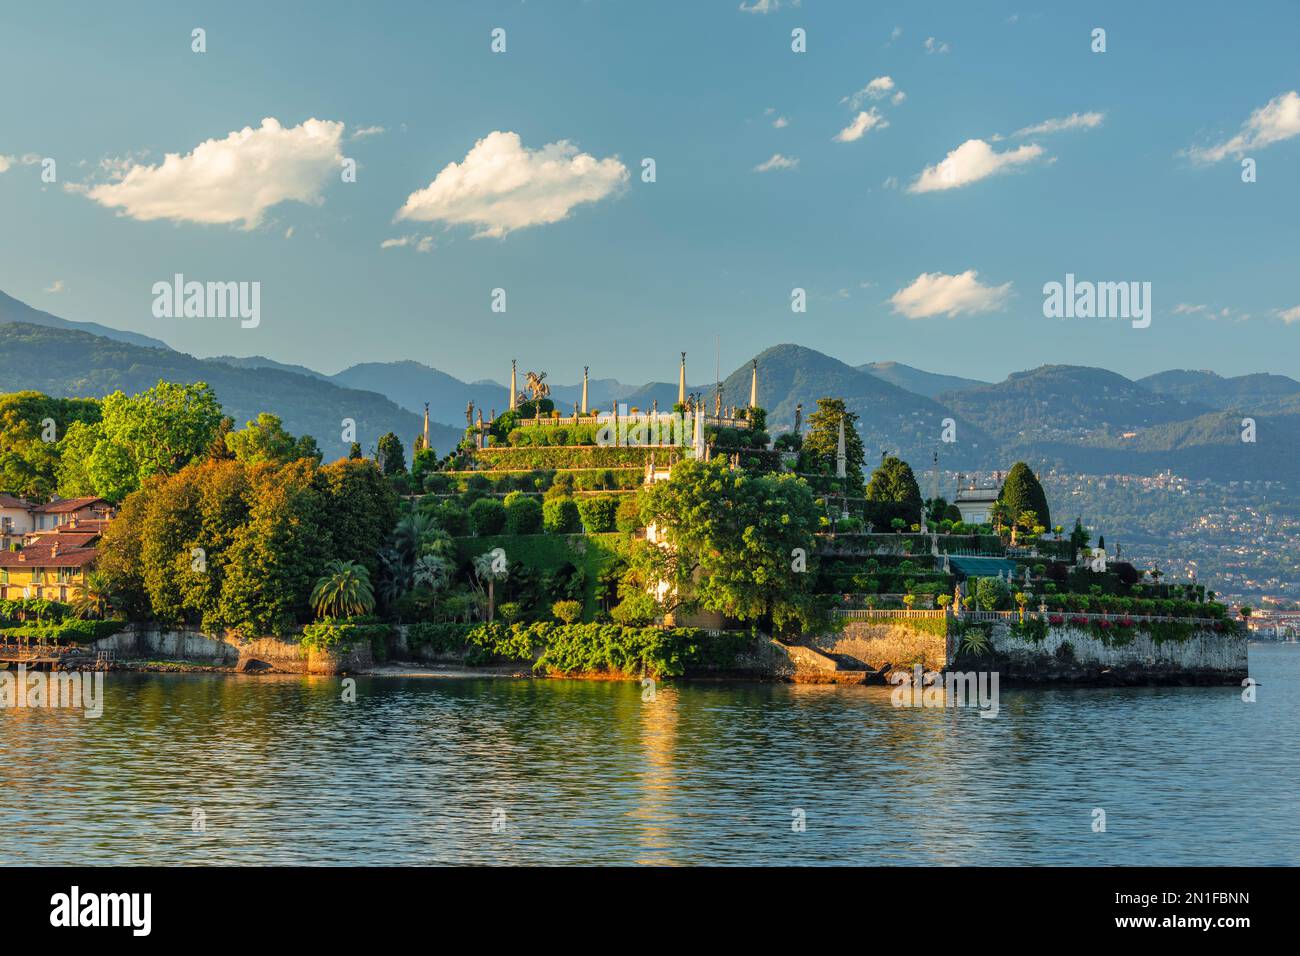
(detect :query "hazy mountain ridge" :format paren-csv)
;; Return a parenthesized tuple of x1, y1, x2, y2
(858, 361, 988, 399)
(2, 290, 1296, 481)
(0, 290, 172, 351)
(1138, 368, 1300, 412)
(0, 322, 460, 459)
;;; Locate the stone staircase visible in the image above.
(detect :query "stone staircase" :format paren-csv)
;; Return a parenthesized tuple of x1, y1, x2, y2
(780, 641, 873, 684)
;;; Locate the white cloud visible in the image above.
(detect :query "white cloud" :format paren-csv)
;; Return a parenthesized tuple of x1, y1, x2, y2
(843, 76, 898, 109)
(924, 36, 951, 54)
(284, 226, 295, 239)
(351, 125, 386, 139)
(1276, 306, 1300, 325)
(1013, 111, 1105, 137)
(76, 117, 345, 228)
(909, 139, 1045, 192)
(834, 110, 888, 143)
(890, 26, 903, 42)
(0, 155, 12, 174)
(1187, 90, 1300, 163)
(882, 176, 899, 189)
(1173, 303, 1208, 315)
(44, 280, 64, 293)
(754, 153, 799, 172)
(739, 0, 799, 12)
(395, 131, 627, 239)
(381, 235, 435, 253)
(890, 270, 1012, 319)
(772, 115, 789, 128)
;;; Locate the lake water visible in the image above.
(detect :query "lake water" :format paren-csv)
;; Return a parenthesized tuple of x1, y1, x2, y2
(2, 645, 1296, 866)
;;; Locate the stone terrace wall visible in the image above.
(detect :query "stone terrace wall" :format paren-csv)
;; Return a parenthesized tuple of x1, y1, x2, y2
(970, 622, 1248, 685)
(809, 621, 949, 673)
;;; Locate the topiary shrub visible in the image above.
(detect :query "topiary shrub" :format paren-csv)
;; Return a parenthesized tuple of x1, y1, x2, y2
(504, 494, 543, 534)
(469, 497, 506, 535)
(434, 501, 470, 536)
(615, 495, 642, 533)
(543, 496, 582, 534)
(552, 599, 582, 624)
(611, 593, 657, 627)
(576, 496, 618, 533)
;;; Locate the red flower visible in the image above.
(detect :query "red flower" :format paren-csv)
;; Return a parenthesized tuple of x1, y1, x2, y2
(1049, 615, 1065, 625)
(1118, 618, 1135, 628)
(1096, 619, 1112, 629)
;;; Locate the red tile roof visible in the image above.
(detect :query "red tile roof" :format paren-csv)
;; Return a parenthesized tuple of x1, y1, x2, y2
(0, 537, 100, 568)
(32, 497, 108, 514)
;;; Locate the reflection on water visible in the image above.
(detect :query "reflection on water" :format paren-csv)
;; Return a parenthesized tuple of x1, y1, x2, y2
(1, 646, 1296, 865)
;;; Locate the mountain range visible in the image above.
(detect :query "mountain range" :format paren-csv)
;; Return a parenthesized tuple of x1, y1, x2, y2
(3, 290, 1298, 480)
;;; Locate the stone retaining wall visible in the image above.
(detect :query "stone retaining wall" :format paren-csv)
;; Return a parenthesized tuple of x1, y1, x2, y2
(92, 625, 370, 675)
(809, 621, 949, 673)
(957, 621, 1248, 685)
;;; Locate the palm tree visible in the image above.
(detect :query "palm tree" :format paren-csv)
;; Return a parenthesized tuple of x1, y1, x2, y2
(472, 552, 509, 622)
(310, 560, 375, 619)
(394, 511, 440, 563)
(72, 571, 116, 620)
(412, 554, 449, 592)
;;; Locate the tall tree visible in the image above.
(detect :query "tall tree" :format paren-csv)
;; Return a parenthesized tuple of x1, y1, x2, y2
(800, 398, 865, 487)
(637, 457, 825, 634)
(376, 432, 406, 474)
(225, 412, 298, 464)
(998, 462, 1051, 531)
(863, 455, 925, 528)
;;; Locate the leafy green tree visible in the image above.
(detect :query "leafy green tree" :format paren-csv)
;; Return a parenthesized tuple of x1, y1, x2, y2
(377, 432, 406, 474)
(294, 434, 322, 464)
(207, 417, 236, 460)
(220, 460, 332, 635)
(637, 457, 824, 634)
(102, 381, 223, 481)
(866, 456, 922, 531)
(0, 391, 100, 499)
(225, 412, 298, 464)
(998, 462, 1051, 531)
(800, 398, 865, 486)
(94, 486, 151, 619)
(320, 459, 399, 577)
(310, 560, 376, 619)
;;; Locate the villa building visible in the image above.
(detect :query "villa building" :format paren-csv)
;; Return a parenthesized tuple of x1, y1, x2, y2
(0, 496, 114, 602)
(953, 473, 1004, 525)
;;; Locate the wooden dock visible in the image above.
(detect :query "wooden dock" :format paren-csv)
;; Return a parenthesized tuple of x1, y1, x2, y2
(0, 644, 87, 671)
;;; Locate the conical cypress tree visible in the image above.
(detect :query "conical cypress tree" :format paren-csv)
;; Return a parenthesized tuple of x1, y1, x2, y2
(998, 462, 1050, 530)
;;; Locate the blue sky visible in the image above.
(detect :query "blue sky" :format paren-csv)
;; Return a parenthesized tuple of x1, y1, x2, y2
(2, 0, 1297, 385)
